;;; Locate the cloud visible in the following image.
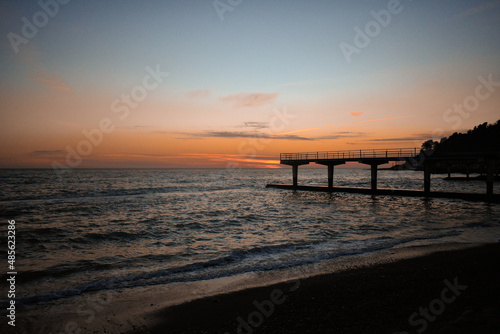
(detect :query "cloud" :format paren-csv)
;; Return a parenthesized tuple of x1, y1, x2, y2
(6, 40, 71, 92)
(370, 137, 426, 142)
(315, 131, 366, 140)
(243, 121, 269, 129)
(279, 117, 403, 136)
(183, 130, 312, 141)
(220, 92, 278, 108)
(369, 133, 444, 143)
(30, 68, 72, 92)
(206, 131, 312, 141)
(350, 112, 363, 117)
(279, 125, 334, 135)
(187, 89, 211, 98)
(280, 127, 365, 139)
(27, 150, 65, 157)
(180, 129, 365, 141)
(446, 1, 500, 21)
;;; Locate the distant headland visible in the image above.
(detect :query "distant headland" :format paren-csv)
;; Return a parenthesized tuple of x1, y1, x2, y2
(390, 120, 500, 179)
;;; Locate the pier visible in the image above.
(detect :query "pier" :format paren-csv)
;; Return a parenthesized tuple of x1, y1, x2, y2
(266, 148, 500, 202)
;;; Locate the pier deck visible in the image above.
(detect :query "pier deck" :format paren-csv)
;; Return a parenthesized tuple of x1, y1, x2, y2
(268, 148, 499, 201)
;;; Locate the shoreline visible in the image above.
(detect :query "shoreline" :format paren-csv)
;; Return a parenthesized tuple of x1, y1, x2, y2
(5, 242, 499, 333)
(132, 242, 500, 334)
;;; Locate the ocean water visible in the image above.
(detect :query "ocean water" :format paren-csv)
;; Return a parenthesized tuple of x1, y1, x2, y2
(1, 168, 499, 309)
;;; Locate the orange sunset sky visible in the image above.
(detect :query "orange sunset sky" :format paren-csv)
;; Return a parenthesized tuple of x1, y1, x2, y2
(1, 1, 499, 169)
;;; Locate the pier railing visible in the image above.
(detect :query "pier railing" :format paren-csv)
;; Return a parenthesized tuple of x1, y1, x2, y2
(280, 148, 419, 161)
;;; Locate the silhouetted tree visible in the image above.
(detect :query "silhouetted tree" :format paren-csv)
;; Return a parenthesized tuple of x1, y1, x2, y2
(425, 120, 500, 157)
(421, 139, 438, 153)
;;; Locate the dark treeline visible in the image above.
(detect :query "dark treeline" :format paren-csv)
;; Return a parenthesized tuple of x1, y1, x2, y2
(392, 120, 500, 175)
(415, 120, 500, 177)
(421, 120, 500, 157)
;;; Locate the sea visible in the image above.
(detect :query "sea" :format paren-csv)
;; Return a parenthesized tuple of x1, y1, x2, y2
(1, 168, 499, 310)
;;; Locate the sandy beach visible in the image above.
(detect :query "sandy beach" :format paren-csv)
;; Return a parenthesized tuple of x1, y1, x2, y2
(3, 243, 500, 333)
(130, 243, 500, 334)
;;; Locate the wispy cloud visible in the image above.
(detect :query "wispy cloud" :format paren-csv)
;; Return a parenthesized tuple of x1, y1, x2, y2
(243, 121, 269, 129)
(30, 68, 72, 92)
(279, 125, 334, 135)
(220, 92, 278, 108)
(315, 132, 366, 140)
(412, 131, 453, 140)
(369, 133, 443, 143)
(350, 112, 363, 117)
(370, 137, 426, 142)
(280, 127, 366, 139)
(446, 1, 500, 21)
(196, 131, 312, 141)
(180, 129, 365, 141)
(279, 117, 403, 136)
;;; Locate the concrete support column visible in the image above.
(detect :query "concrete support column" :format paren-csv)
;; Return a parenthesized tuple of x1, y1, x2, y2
(316, 161, 345, 189)
(292, 164, 299, 187)
(424, 162, 431, 194)
(359, 159, 388, 193)
(328, 164, 334, 188)
(486, 160, 494, 196)
(284, 161, 309, 187)
(371, 164, 378, 191)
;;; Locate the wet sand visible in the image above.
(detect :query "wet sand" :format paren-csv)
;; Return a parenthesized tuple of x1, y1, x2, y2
(133, 243, 500, 334)
(4, 243, 500, 334)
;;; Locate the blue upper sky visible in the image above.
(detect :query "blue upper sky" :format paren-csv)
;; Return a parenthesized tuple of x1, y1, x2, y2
(1, 0, 499, 167)
(3, 0, 499, 92)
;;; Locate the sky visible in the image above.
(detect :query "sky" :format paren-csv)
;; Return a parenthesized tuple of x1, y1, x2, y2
(1, 0, 499, 169)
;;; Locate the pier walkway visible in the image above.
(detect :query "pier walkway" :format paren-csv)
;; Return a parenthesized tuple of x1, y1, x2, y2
(267, 148, 500, 202)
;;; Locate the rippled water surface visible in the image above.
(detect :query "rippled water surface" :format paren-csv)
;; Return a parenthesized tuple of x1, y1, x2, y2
(0, 168, 499, 307)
